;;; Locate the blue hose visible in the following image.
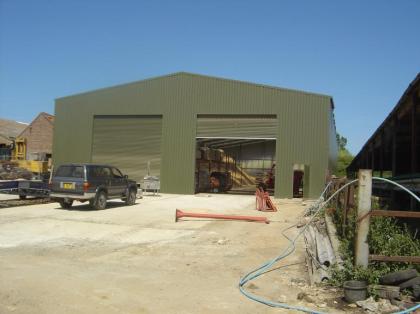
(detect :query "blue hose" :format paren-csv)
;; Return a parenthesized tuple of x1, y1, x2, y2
(393, 304, 420, 314)
(239, 177, 420, 313)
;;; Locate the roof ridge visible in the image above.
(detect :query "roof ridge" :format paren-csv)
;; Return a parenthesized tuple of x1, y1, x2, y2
(177, 72, 332, 99)
(57, 72, 332, 100)
(17, 112, 54, 137)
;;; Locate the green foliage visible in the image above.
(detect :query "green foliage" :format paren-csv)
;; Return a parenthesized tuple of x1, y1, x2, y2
(336, 133, 348, 151)
(369, 217, 420, 261)
(335, 149, 354, 177)
(328, 198, 420, 287)
(334, 132, 354, 177)
(329, 259, 385, 287)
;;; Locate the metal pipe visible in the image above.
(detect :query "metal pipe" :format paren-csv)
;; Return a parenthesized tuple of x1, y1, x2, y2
(175, 209, 269, 224)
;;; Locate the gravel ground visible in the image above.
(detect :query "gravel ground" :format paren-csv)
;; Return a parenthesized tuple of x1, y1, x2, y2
(0, 194, 23, 201)
(0, 194, 354, 313)
(0, 196, 51, 208)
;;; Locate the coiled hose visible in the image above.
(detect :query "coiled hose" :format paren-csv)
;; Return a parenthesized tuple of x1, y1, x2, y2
(239, 177, 420, 314)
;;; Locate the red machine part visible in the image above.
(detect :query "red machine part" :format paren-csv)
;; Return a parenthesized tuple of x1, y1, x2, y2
(175, 209, 269, 224)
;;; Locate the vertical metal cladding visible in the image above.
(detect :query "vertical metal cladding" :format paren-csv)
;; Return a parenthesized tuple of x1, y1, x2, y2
(91, 116, 163, 182)
(54, 73, 336, 199)
(160, 76, 196, 194)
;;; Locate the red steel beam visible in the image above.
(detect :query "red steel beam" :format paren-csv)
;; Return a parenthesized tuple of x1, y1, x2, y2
(175, 209, 269, 224)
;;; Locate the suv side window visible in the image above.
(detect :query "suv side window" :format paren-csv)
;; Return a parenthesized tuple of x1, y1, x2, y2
(89, 166, 111, 179)
(102, 167, 111, 178)
(111, 167, 124, 178)
(55, 165, 84, 178)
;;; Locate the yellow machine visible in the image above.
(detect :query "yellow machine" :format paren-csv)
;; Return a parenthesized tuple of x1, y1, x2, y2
(12, 138, 26, 160)
(11, 137, 49, 174)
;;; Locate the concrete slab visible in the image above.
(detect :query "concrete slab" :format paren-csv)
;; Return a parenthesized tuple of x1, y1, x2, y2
(0, 194, 20, 201)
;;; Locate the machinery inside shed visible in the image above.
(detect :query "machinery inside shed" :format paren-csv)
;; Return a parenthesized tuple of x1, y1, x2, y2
(195, 138, 277, 195)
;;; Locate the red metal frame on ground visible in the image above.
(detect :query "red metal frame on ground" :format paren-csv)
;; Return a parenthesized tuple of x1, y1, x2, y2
(255, 188, 277, 212)
(175, 209, 270, 224)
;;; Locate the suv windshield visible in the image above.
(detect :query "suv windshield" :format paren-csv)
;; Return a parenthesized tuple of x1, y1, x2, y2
(55, 165, 85, 178)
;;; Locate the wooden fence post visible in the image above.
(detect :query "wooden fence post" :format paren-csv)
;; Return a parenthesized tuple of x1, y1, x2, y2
(355, 169, 372, 267)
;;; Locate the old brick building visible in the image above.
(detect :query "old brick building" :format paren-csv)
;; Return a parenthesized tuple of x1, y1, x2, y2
(18, 112, 54, 160)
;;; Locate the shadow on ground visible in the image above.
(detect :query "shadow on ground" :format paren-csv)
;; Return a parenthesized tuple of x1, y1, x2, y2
(54, 200, 135, 211)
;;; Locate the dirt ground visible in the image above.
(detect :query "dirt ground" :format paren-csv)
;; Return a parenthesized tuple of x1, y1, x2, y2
(0, 193, 354, 314)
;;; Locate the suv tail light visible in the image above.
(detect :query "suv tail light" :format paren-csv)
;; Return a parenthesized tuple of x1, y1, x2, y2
(83, 182, 90, 192)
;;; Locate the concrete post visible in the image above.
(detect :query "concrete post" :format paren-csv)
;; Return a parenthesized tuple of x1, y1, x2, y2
(355, 169, 372, 267)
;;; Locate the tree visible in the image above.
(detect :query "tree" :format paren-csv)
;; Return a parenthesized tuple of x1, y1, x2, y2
(335, 132, 353, 177)
(336, 133, 348, 151)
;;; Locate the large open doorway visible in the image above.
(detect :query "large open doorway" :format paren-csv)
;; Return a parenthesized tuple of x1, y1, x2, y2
(195, 115, 277, 195)
(195, 139, 276, 194)
(195, 115, 277, 194)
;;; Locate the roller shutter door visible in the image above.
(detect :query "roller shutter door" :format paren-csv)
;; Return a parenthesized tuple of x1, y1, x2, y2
(92, 116, 162, 182)
(196, 115, 277, 139)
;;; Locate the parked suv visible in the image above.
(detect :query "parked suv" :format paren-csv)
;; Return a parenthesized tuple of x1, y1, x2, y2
(50, 164, 138, 210)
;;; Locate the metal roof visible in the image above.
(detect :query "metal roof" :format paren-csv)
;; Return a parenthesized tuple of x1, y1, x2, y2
(348, 72, 420, 170)
(57, 72, 332, 102)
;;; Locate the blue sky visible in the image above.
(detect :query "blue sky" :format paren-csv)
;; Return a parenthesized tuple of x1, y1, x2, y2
(0, 0, 419, 154)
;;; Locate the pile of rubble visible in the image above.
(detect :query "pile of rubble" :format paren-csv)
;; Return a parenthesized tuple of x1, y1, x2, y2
(0, 162, 32, 180)
(301, 210, 419, 313)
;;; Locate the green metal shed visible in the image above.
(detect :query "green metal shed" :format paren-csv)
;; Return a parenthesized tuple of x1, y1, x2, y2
(53, 72, 337, 199)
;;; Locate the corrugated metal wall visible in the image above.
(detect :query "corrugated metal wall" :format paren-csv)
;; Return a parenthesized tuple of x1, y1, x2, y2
(196, 115, 277, 138)
(53, 72, 336, 198)
(91, 116, 162, 182)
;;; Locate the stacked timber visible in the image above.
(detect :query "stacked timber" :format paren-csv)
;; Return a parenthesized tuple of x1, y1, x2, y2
(199, 147, 211, 160)
(195, 171, 210, 191)
(199, 147, 227, 163)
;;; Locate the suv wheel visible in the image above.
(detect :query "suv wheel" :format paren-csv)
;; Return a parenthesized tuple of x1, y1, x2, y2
(59, 199, 73, 209)
(125, 189, 137, 206)
(92, 191, 107, 210)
